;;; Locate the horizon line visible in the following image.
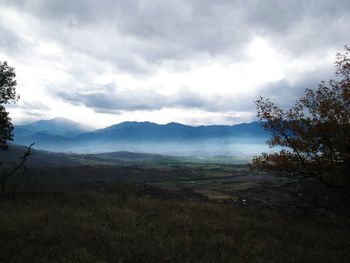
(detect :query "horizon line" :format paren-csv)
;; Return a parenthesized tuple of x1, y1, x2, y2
(13, 117, 260, 130)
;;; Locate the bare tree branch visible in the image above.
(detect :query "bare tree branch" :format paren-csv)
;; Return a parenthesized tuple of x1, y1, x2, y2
(0, 143, 34, 196)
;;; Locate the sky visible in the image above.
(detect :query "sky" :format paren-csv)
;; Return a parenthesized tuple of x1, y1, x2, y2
(1, 0, 349, 128)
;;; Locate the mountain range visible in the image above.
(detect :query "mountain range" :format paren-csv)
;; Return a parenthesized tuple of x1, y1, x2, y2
(13, 118, 270, 156)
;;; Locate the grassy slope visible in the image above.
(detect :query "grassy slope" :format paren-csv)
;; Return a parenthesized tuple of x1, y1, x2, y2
(0, 183, 349, 263)
(2, 144, 251, 169)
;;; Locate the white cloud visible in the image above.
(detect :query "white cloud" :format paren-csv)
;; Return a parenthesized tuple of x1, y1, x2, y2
(1, 0, 348, 128)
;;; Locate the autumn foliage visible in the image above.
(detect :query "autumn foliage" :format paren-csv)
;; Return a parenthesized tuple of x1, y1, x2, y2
(253, 46, 350, 192)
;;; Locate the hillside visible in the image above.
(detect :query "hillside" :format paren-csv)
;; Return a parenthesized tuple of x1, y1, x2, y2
(1, 182, 349, 263)
(1, 144, 180, 168)
(2, 144, 251, 170)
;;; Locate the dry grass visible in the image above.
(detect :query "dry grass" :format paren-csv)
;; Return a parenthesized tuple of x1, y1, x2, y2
(0, 183, 349, 263)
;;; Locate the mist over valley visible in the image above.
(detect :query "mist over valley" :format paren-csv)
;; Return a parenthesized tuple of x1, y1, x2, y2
(13, 118, 269, 156)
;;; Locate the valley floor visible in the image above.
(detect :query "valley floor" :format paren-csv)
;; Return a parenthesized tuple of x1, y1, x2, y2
(1, 182, 349, 263)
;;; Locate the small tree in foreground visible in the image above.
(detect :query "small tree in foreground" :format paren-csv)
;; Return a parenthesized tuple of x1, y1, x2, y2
(253, 46, 350, 199)
(0, 61, 18, 149)
(0, 61, 33, 196)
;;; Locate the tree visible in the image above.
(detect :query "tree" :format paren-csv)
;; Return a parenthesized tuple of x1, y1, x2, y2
(0, 61, 18, 149)
(0, 61, 33, 196)
(253, 46, 350, 197)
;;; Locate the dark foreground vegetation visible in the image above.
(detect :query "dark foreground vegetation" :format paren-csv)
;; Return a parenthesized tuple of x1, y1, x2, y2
(1, 147, 350, 263)
(1, 182, 350, 263)
(253, 45, 350, 201)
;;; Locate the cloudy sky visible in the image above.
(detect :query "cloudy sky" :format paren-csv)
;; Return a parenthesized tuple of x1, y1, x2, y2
(1, 0, 349, 128)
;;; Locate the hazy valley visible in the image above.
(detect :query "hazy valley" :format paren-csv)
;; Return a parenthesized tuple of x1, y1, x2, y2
(13, 118, 269, 156)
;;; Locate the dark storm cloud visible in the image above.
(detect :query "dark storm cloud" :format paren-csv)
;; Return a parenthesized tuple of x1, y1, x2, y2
(258, 63, 336, 109)
(55, 62, 338, 116)
(53, 86, 254, 114)
(1, 0, 349, 82)
(4, 0, 350, 67)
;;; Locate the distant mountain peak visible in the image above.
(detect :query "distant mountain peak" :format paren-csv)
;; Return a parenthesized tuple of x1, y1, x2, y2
(14, 117, 93, 138)
(165, 122, 187, 126)
(49, 117, 75, 123)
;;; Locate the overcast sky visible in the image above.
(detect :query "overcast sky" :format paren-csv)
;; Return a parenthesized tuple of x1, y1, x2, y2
(1, 0, 349, 128)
